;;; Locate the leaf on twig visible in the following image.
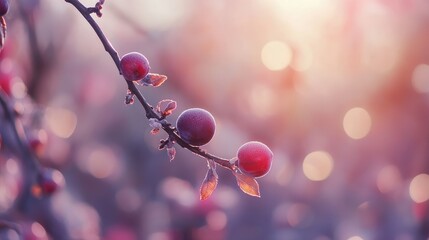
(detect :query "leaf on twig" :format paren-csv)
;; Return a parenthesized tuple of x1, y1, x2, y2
(234, 172, 260, 197)
(156, 99, 177, 117)
(200, 164, 218, 200)
(0, 17, 6, 52)
(136, 73, 168, 87)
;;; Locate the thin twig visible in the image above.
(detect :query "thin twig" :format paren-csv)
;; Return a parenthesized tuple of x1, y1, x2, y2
(65, 0, 235, 171)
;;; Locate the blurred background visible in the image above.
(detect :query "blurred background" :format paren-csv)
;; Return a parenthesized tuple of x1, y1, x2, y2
(1, 0, 429, 239)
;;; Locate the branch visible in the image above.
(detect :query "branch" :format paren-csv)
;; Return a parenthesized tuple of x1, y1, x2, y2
(65, 0, 235, 171)
(0, 91, 41, 173)
(0, 91, 70, 240)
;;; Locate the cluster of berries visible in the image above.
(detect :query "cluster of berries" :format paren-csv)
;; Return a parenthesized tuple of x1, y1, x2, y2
(120, 52, 273, 179)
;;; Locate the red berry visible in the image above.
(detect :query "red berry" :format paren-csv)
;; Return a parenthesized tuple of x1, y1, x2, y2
(237, 141, 273, 178)
(39, 168, 65, 195)
(119, 52, 150, 81)
(0, 0, 9, 16)
(176, 108, 216, 146)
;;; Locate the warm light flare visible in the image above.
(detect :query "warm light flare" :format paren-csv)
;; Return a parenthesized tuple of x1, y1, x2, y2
(206, 210, 227, 230)
(249, 84, 275, 118)
(376, 165, 401, 194)
(412, 64, 429, 93)
(302, 151, 334, 181)
(343, 108, 372, 139)
(347, 236, 364, 240)
(45, 107, 78, 139)
(137, 0, 190, 31)
(261, 41, 292, 71)
(409, 174, 429, 203)
(87, 149, 119, 179)
(31, 222, 48, 239)
(290, 44, 313, 72)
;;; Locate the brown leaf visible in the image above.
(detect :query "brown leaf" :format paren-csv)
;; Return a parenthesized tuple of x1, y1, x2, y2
(137, 73, 168, 87)
(234, 172, 261, 197)
(156, 99, 177, 117)
(200, 167, 218, 200)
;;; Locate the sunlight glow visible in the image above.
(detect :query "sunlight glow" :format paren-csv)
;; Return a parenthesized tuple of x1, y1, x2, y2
(343, 108, 372, 139)
(206, 210, 227, 230)
(161, 177, 196, 207)
(45, 107, 77, 139)
(347, 236, 364, 240)
(31, 222, 48, 239)
(249, 84, 275, 118)
(302, 151, 334, 181)
(138, 0, 190, 31)
(87, 148, 119, 179)
(5, 159, 19, 175)
(290, 44, 313, 72)
(412, 64, 429, 93)
(11, 77, 27, 99)
(409, 174, 429, 203)
(261, 41, 292, 71)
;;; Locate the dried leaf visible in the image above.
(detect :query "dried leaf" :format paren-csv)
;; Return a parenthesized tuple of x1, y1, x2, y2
(167, 146, 176, 161)
(137, 73, 167, 87)
(0, 17, 6, 52)
(234, 172, 261, 197)
(156, 99, 177, 117)
(200, 167, 218, 200)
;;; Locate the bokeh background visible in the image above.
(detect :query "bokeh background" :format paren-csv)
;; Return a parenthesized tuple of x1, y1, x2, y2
(1, 0, 429, 239)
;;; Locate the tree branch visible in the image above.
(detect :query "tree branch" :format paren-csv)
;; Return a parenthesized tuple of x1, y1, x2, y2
(65, 0, 235, 171)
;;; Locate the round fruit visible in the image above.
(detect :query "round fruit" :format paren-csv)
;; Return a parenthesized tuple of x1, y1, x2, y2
(176, 108, 216, 146)
(119, 52, 150, 81)
(39, 168, 65, 195)
(0, 0, 9, 16)
(237, 141, 273, 178)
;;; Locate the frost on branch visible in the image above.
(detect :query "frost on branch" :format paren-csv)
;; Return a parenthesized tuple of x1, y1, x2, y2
(136, 73, 168, 87)
(167, 146, 176, 161)
(234, 171, 261, 197)
(200, 160, 218, 200)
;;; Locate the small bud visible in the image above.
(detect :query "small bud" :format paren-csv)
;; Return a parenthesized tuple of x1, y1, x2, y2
(148, 118, 162, 135)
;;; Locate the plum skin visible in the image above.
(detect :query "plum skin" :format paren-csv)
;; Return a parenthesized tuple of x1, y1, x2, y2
(176, 108, 216, 146)
(237, 141, 273, 178)
(0, 0, 9, 16)
(119, 52, 150, 81)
